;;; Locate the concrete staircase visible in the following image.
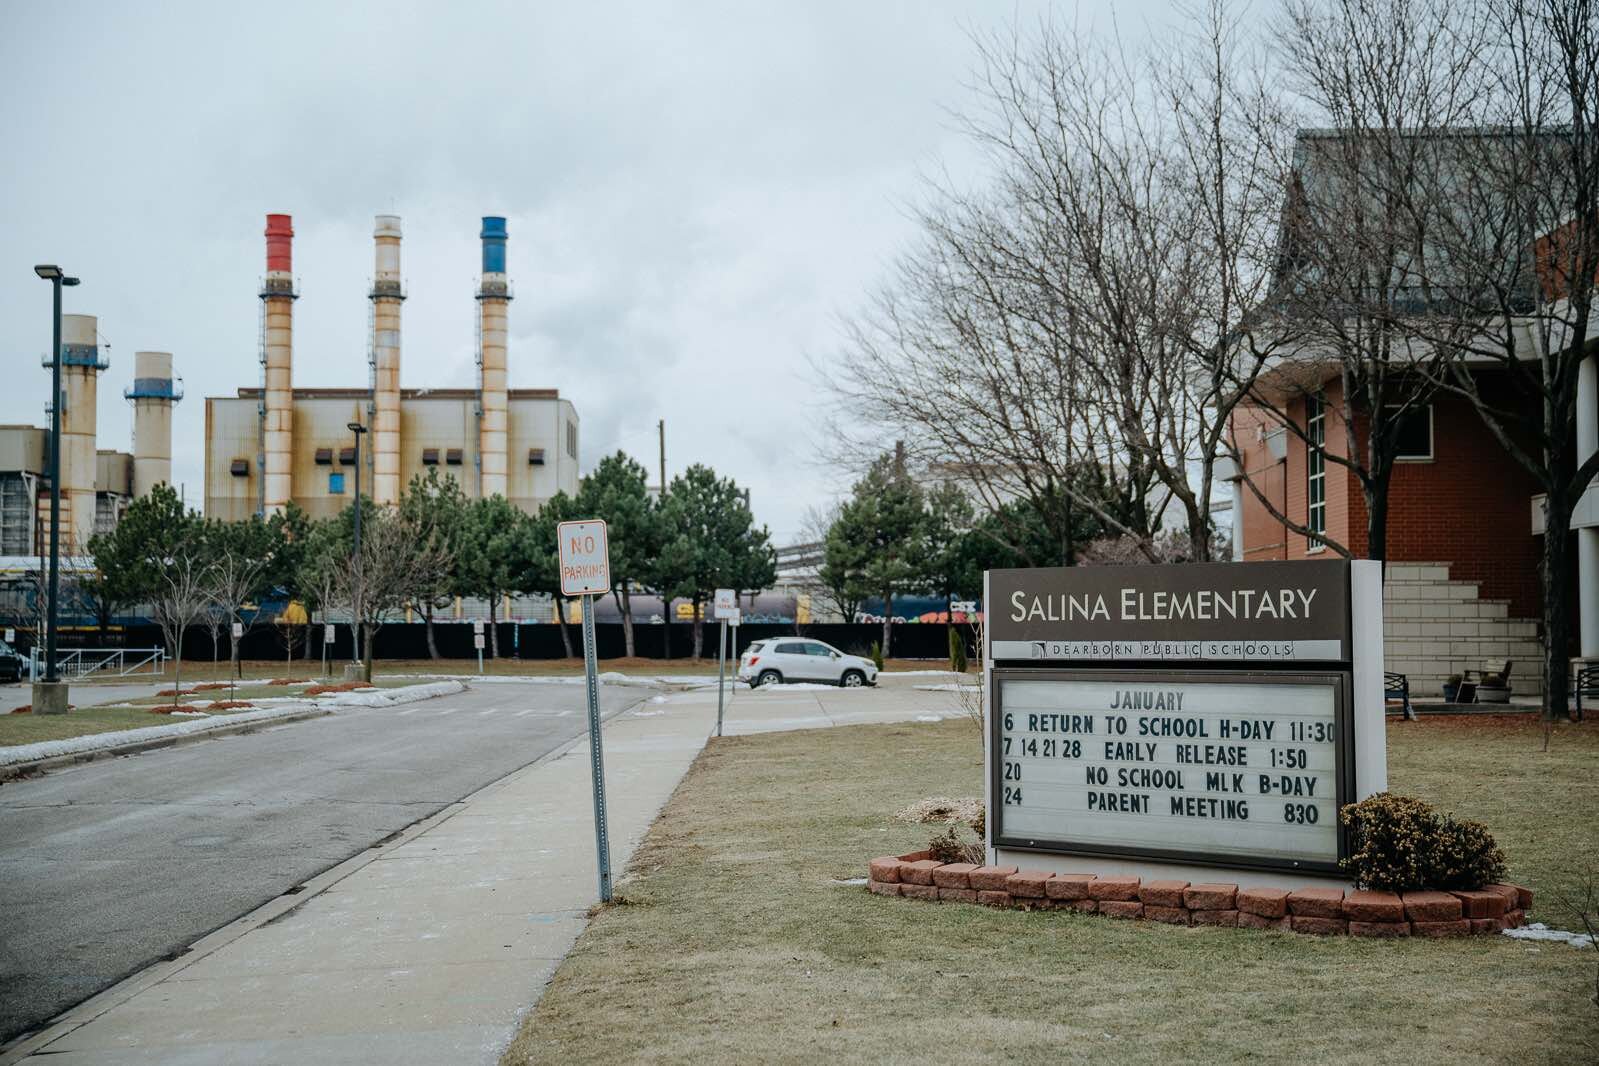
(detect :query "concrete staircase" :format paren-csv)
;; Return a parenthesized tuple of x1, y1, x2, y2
(1383, 562, 1544, 700)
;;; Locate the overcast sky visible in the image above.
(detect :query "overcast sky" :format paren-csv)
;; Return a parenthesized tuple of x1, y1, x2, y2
(1, 1, 1174, 543)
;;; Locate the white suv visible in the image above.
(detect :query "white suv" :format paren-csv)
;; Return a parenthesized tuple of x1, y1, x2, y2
(738, 639, 878, 688)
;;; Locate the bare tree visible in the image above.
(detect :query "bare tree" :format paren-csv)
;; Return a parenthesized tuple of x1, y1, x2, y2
(1227, 0, 1492, 561)
(207, 549, 266, 682)
(149, 551, 212, 707)
(829, 4, 1294, 561)
(1394, 0, 1599, 718)
(333, 507, 448, 681)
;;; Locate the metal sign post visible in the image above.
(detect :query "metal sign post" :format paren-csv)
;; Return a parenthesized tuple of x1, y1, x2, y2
(713, 589, 735, 737)
(559, 519, 614, 903)
(474, 620, 485, 674)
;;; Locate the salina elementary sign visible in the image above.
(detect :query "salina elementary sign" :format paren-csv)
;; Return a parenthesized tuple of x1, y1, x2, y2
(983, 559, 1386, 878)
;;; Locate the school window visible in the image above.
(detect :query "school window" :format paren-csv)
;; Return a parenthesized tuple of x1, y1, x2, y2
(329, 471, 345, 494)
(1306, 393, 1326, 546)
(1384, 404, 1434, 460)
(566, 421, 578, 459)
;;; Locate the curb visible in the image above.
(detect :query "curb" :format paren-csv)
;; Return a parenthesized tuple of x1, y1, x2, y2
(0, 707, 334, 783)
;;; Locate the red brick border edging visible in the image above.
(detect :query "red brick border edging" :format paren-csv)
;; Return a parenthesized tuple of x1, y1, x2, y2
(866, 852, 1532, 938)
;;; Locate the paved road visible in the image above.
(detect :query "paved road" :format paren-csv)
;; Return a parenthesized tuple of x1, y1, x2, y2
(0, 680, 647, 1045)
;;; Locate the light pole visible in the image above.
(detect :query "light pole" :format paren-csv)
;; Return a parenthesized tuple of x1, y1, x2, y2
(347, 421, 368, 679)
(33, 265, 79, 715)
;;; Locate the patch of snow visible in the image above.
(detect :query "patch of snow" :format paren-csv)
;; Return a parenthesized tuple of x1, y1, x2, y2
(913, 683, 980, 693)
(328, 680, 466, 708)
(648, 695, 670, 704)
(883, 670, 967, 677)
(1501, 923, 1597, 948)
(0, 704, 329, 768)
(749, 682, 840, 692)
(914, 715, 943, 722)
(168, 710, 210, 717)
(831, 877, 869, 887)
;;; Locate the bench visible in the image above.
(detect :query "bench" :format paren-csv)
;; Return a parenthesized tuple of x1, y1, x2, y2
(1384, 672, 1415, 720)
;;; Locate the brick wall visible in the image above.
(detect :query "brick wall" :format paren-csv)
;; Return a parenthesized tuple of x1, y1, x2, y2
(869, 851, 1533, 939)
(1230, 373, 1546, 620)
(1346, 387, 1544, 618)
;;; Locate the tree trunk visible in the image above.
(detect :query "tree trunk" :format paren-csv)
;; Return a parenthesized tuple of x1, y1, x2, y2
(1541, 491, 1574, 721)
(614, 586, 636, 658)
(1363, 465, 1394, 566)
(363, 626, 375, 682)
(488, 593, 500, 658)
(882, 589, 893, 659)
(662, 599, 673, 659)
(172, 635, 183, 708)
(424, 603, 440, 660)
(554, 595, 575, 658)
(692, 597, 704, 659)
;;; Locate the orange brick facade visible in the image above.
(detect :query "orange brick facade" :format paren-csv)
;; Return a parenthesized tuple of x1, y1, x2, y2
(1231, 372, 1545, 618)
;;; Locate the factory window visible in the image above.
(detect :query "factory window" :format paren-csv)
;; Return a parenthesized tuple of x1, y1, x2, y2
(329, 471, 345, 494)
(338, 446, 356, 465)
(229, 459, 250, 477)
(421, 448, 439, 466)
(314, 448, 333, 465)
(566, 422, 577, 459)
(445, 448, 463, 466)
(528, 448, 545, 466)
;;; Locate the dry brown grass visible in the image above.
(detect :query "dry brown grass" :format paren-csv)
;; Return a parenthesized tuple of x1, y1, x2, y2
(502, 714, 1598, 1066)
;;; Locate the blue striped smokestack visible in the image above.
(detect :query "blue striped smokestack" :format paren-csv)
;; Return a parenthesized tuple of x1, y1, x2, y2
(480, 216, 508, 274)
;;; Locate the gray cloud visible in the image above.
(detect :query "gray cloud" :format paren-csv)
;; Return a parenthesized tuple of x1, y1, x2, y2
(1, 0, 1168, 541)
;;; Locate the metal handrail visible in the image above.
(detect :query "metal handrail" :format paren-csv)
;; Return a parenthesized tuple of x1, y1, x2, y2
(27, 647, 166, 680)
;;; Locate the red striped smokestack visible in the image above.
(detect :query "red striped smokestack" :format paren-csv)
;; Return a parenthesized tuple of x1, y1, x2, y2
(260, 213, 296, 514)
(265, 214, 294, 273)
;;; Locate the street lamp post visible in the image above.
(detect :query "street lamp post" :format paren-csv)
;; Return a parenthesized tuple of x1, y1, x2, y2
(346, 421, 368, 680)
(33, 265, 79, 715)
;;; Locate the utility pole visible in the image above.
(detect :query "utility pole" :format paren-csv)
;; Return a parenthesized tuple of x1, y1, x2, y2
(347, 420, 368, 678)
(32, 264, 79, 715)
(657, 418, 666, 497)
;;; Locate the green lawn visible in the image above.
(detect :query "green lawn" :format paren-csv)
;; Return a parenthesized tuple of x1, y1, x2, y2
(504, 714, 1598, 1065)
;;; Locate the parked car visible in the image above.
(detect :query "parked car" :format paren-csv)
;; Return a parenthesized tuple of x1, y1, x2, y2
(0, 641, 24, 684)
(737, 638, 878, 688)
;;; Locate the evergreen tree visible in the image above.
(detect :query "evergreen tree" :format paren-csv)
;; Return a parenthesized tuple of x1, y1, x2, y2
(576, 452, 657, 658)
(398, 469, 469, 659)
(823, 454, 925, 658)
(654, 465, 775, 658)
(456, 495, 530, 658)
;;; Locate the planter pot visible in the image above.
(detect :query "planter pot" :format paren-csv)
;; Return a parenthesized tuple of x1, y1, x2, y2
(1476, 685, 1510, 703)
(1442, 684, 1460, 702)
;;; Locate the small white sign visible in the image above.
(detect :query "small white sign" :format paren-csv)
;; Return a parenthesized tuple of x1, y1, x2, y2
(473, 619, 485, 634)
(3, 628, 13, 642)
(231, 622, 243, 638)
(474, 634, 486, 650)
(324, 623, 335, 642)
(713, 588, 737, 619)
(725, 607, 741, 627)
(558, 519, 611, 596)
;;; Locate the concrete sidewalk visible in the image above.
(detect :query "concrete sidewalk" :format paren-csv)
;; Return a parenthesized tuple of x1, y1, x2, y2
(4, 679, 961, 1064)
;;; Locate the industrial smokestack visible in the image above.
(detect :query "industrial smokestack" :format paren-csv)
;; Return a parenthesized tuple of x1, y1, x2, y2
(260, 213, 296, 514)
(58, 313, 105, 553)
(476, 216, 511, 499)
(370, 215, 404, 505)
(126, 351, 182, 497)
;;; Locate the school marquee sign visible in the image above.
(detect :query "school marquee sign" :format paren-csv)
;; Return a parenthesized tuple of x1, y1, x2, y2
(983, 559, 1386, 877)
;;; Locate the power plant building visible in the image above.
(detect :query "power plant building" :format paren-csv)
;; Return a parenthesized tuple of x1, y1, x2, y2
(0, 315, 181, 557)
(205, 214, 579, 521)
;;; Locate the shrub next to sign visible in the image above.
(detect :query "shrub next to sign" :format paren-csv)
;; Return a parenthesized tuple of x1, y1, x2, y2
(1340, 793, 1507, 893)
